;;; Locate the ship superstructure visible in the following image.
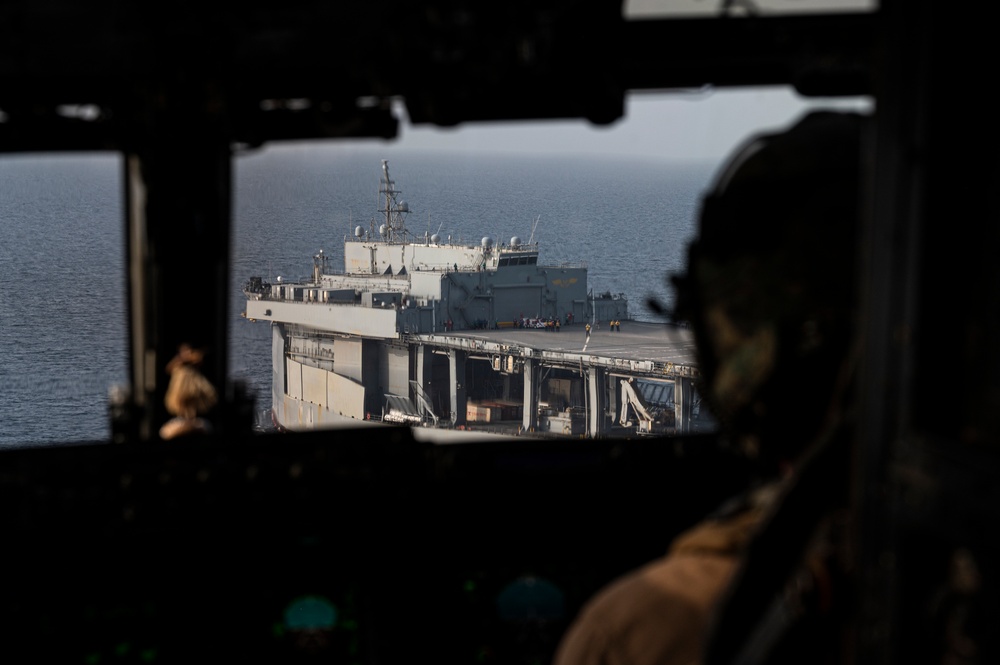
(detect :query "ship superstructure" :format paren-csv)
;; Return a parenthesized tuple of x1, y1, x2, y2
(243, 161, 703, 437)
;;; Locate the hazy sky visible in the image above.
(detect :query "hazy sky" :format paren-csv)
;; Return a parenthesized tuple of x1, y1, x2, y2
(624, 0, 875, 18)
(390, 86, 872, 164)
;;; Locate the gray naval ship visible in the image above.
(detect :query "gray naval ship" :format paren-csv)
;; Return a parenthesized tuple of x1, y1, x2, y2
(244, 160, 702, 439)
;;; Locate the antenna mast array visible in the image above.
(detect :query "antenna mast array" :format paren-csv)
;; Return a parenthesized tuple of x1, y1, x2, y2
(378, 160, 410, 242)
(528, 215, 541, 245)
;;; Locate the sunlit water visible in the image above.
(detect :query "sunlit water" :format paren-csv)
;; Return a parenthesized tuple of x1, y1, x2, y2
(0, 147, 718, 446)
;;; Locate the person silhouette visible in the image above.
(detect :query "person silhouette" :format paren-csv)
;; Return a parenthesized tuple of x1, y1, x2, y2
(554, 111, 866, 665)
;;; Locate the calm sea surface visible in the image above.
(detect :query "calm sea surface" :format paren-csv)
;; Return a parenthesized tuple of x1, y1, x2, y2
(0, 147, 717, 447)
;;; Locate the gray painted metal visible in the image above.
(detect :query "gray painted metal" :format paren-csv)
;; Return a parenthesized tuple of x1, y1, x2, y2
(329, 373, 365, 420)
(336, 338, 364, 383)
(384, 345, 409, 398)
(410, 321, 697, 381)
(301, 363, 328, 407)
(587, 367, 603, 437)
(287, 358, 303, 400)
(522, 358, 538, 432)
(247, 299, 400, 339)
(448, 350, 467, 426)
(674, 376, 694, 434)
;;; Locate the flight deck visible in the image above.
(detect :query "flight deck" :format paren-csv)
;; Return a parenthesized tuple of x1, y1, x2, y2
(406, 320, 702, 438)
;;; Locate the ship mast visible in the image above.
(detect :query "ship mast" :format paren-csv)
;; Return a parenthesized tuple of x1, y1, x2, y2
(378, 160, 409, 243)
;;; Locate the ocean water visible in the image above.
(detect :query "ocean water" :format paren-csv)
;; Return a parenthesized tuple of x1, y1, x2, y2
(0, 147, 717, 447)
(0, 155, 127, 447)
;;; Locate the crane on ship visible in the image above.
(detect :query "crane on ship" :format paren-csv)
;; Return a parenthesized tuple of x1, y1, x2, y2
(619, 378, 670, 435)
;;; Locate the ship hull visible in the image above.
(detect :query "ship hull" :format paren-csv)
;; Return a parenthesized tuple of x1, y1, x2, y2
(261, 316, 707, 440)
